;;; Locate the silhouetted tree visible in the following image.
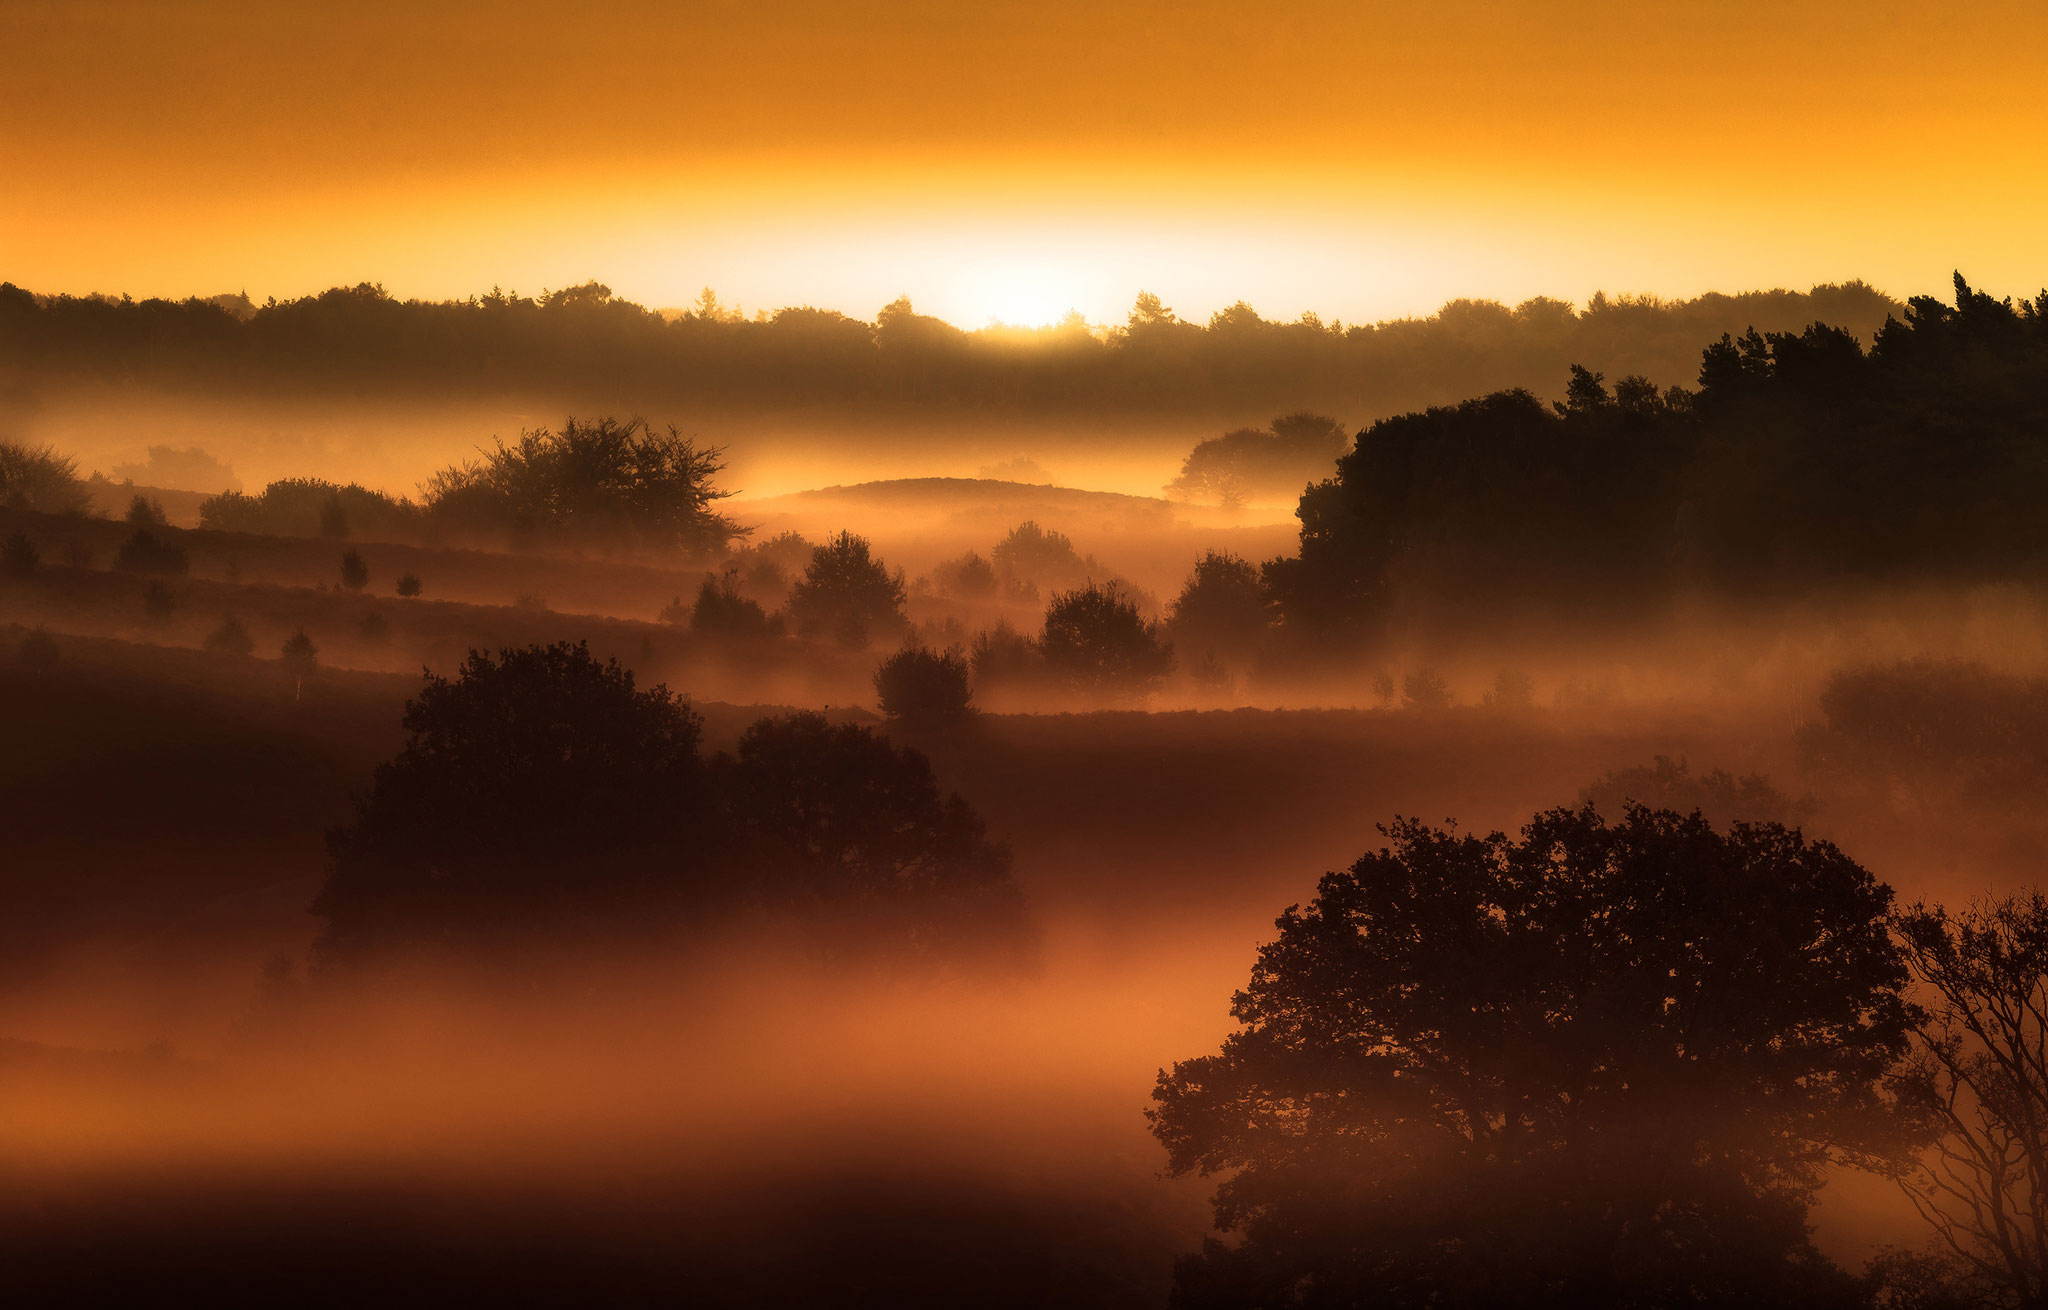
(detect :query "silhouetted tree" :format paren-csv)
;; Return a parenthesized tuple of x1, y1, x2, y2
(395, 571, 422, 598)
(0, 441, 90, 515)
(280, 630, 317, 680)
(1167, 551, 1268, 668)
(1151, 806, 1916, 1309)
(787, 530, 907, 646)
(991, 521, 1090, 589)
(1581, 755, 1814, 830)
(1039, 582, 1173, 700)
(421, 416, 743, 555)
(968, 619, 1044, 697)
(124, 494, 168, 527)
(1893, 893, 2048, 1308)
(339, 548, 369, 592)
(1480, 668, 1535, 710)
(314, 642, 715, 963)
(715, 711, 1028, 967)
(691, 568, 781, 639)
(1168, 412, 1350, 508)
(1400, 667, 1452, 710)
(114, 528, 188, 574)
(205, 614, 255, 655)
(2, 531, 36, 576)
(200, 478, 420, 541)
(932, 550, 1000, 600)
(874, 645, 974, 726)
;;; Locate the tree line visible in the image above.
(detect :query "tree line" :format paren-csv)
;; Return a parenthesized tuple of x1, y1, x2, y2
(0, 278, 1897, 417)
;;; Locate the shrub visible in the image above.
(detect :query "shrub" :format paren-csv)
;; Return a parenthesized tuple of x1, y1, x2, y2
(421, 416, 744, 555)
(691, 569, 780, 639)
(140, 579, 176, 624)
(0, 442, 91, 515)
(281, 629, 318, 677)
(124, 494, 168, 527)
(199, 478, 422, 540)
(357, 612, 390, 643)
(1040, 581, 1174, 699)
(205, 614, 256, 656)
(968, 620, 1043, 692)
(115, 528, 189, 574)
(933, 551, 999, 599)
(2, 531, 37, 576)
(992, 521, 1090, 588)
(874, 646, 975, 726)
(339, 548, 369, 591)
(1402, 667, 1454, 710)
(788, 530, 907, 647)
(1481, 669, 1534, 710)
(396, 571, 422, 598)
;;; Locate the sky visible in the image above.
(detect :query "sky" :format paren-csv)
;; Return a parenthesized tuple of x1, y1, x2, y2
(5, 0, 2045, 327)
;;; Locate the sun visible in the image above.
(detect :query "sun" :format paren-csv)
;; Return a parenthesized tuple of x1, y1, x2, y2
(972, 262, 1082, 328)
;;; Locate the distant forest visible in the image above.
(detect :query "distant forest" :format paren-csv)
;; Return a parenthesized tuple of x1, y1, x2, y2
(0, 278, 1899, 416)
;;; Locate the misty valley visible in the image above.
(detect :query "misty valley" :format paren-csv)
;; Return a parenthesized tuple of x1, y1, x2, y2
(8, 275, 2048, 1309)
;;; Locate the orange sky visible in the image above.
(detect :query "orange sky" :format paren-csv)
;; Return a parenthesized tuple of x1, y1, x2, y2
(5, 0, 2045, 325)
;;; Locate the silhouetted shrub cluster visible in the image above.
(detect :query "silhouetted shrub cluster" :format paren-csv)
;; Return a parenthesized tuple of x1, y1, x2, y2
(1166, 411, 1349, 507)
(0, 441, 90, 515)
(200, 477, 422, 540)
(313, 642, 1030, 973)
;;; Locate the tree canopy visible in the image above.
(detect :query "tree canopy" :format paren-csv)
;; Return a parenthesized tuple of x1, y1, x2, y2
(1150, 805, 1917, 1309)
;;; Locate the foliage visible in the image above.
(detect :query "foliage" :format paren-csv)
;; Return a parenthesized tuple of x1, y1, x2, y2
(932, 550, 999, 599)
(0, 441, 90, 515)
(715, 711, 1027, 966)
(395, 571, 422, 598)
(2, 531, 37, 575)
(690, 569, 781, 639)
(421, 416, 743, 555)
(1267, 277, 2048, 642)
(1039, 582, 1174, 699)
(991, 520, 1090, 588)
(124, 494, 168, 527)
(968, 619, 1043, 692)
(1797, 659, 2048, 805)
(1892, 894, 2048, 1308)
(874, 645, 975, 726)
(280, 629, 318, 677)
(1166, 551, 1268, 666)
(1581, 755, 1814, 830)
(115, 528, 188, 574)
(314, 642, 711, 962)
(1167, 412, 1350, 508)
(1400, 667, 1452, 710)
(1480, 668, 1535, 710)
(199, 478, 421, 540)
(339, 548, 369, 591)
(1151, 806, 1916, 1309)
(787, 530, 906, 646)
(205, 614, 255, 656)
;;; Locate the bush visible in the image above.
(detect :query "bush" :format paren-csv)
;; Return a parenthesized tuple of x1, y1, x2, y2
(1040, 581, 1174, 699)
(1480, 669, 1534, 710)
(691, 569, 781, 639)
(1166, 550, 1267, 664)
(2, 531, 37, 576)
(339, 548, 369, 592)
(281, 629, 318, 677)
(421, 416, 743, 555)
(114, 528, 189, 574)
(788, 530, 907, 647)
(124, 494, 168, 527)
(874, 646, 975, 726)
(358, 612, 390, 643)
(992, 521, 1090, 588)
(396, 571, 422, 598)
(968, 620, 1043, 693)
(140, 579, 177, 624)
(205, 614, 255, 656)
(1401, 667, 1453, 710)
(199, 478, 422, 540)
(932, 551, 999, 599)
(0, 442, 90, 515)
